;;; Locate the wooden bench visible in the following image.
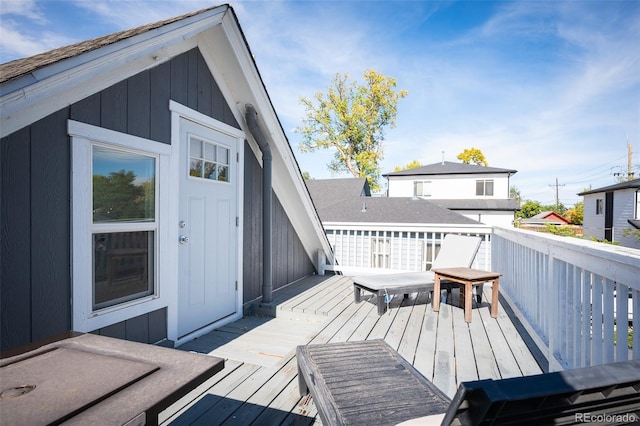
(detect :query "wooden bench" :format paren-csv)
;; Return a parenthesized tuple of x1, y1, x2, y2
(297, 340, 640, 425)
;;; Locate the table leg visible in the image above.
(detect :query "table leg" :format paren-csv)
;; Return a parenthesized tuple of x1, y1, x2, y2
(464, 282, 473, 323)
(433, 274, 441, 312)
(491, 279, 499, 318)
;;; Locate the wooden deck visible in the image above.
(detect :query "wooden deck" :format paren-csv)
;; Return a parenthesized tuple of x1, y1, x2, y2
(159, 274, 542, 425)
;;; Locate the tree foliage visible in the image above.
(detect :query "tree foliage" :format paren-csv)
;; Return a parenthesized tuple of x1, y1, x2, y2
(565, 201, 584, 225)
(93, 170, 154, 222)
(457, 148, 488, 166)
(394, 160, 421, 172)
(516, 200, 543, 219)
(296, 69, 408, 191)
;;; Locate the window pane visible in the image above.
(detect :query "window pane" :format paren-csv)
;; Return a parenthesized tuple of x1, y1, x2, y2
(190, 139, 202, 158)
(93, 231, 154, 310)
(217, 165, 229, 182)
(93, 146, 155, 222)
(485, 180, 494, 196)
(204, 143, 216, 161)
(218, 146, 229, 165)
(204, 162, 216, 180)
(190, 159, 203, 177)
(476, 180, 484, 196)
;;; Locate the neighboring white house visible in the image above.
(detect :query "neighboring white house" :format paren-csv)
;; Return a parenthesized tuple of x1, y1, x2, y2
(384, 161, 519, 227)
(306, 178, 492, 275)
(578, 178, 640, 249)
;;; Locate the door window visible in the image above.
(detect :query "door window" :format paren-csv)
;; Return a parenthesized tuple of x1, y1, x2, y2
(189, 136, 230, 182)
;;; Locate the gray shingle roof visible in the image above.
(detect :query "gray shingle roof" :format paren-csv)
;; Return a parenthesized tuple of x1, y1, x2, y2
(577, 178, 640, 196)
(305, 178, 370, 210)
(316, 196, 481, 225)
(384, 161, 517, 177)
(0, 6, 223, 84)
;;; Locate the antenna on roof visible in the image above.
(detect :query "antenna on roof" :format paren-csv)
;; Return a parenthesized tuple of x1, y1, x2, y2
(441, 151, 445, 165)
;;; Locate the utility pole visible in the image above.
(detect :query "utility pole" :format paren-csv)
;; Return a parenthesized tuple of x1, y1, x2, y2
(549, 177, 565, 211)
(628, 143, 634, 180)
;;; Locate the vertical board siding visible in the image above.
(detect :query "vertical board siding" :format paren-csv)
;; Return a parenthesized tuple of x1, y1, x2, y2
(242, 145, 315, 303)
(1, 127, 32, 350)
(0, 48, 241, 351)
(30, 109, 72, 342)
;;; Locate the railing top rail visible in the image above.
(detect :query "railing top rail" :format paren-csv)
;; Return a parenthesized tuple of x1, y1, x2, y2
(323, 223, 493, 233)
(493, 226, 640, 289)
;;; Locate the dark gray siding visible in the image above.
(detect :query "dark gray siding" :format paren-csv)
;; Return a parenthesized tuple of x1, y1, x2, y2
(0, 48, 241, 351)
(243, 144, 315, 302)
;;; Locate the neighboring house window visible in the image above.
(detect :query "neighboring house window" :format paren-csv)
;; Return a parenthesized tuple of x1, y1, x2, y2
(413, 180, 431, 197)
(92, 146, 157, 310)
(371, 237, 391, 268)
(476, 179, 494, 196)
(596, 199, 604, 215)
(189, 136, 230, 182)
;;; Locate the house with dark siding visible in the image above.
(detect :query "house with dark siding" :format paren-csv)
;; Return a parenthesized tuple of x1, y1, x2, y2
(0, 5, 333, 352)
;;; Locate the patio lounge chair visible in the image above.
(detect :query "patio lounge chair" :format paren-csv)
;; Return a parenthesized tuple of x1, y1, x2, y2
(352, 234, 483, 315)
(297, 339, 640, 426)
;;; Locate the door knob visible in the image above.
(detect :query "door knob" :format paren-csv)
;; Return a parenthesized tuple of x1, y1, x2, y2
(179, 235, 190, 244)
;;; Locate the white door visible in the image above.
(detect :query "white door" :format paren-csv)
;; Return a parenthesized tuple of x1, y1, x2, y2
(178, 117, 238, 337)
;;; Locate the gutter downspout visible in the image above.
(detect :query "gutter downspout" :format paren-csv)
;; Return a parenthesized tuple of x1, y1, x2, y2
(245, 104, 273, 303)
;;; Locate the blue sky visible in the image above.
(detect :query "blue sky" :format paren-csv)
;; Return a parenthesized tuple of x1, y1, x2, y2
(2, 0, 639, 206)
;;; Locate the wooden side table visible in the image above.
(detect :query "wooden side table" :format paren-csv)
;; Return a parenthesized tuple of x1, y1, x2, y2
(432, 267, 502, 323)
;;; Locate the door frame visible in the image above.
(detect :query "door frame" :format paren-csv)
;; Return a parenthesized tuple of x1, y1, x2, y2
(167, 100, 245, 346)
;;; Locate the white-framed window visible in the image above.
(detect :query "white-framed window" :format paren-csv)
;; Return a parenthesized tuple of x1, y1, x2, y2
(91, 145, 157, 310)
(70, 120, 169, 331)
(476, 179, 494, 196)
(371, 237, 391, 268)
(636, 191, 639, 219)
(413, 180, 431, 197)
(189, 135, 230, 182)
(596, 198, 604, 215)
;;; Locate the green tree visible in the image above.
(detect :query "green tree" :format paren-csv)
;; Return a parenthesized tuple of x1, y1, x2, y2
(296, 69, 408, 191)
(565, 201, 583, 225)
(394, 160, 421, 172)
(457, 148, 488, 166)
(93, 170, 154, 222)
(517, 200, 543, 219)
(510, 185, 522, 203)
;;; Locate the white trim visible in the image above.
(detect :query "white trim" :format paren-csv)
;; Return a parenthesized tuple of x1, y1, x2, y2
(70, 121, 171, 331)
(167, 101, 245, 344)
(1, 7, 229, 138)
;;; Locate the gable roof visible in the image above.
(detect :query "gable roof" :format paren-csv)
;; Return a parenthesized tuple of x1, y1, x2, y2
(521, 211, 569, 225)
(0, 6, 221, 86)
(384, 161, 517, 177)
(0, 4, 333, 266)
(305, 178, 370, 211)
(577, 178, 640, 196)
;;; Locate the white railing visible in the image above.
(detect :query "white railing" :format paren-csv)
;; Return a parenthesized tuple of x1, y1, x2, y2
(492, 226, 640, 371)
(319, 223, 493, 275)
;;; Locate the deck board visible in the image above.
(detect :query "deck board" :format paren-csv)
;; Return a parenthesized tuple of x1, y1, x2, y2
(161, 274, 543, 425)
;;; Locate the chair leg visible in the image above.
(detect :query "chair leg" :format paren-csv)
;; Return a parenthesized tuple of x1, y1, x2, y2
(377, 293, 386, 315)
(354, 285, 362, 303)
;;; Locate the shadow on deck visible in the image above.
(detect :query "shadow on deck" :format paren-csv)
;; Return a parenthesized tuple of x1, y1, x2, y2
(160, 273, 543, 425)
